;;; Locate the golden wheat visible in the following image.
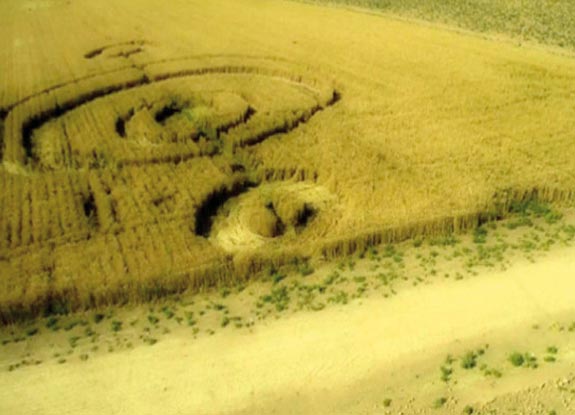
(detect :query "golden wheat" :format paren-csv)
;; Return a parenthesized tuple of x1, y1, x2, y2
(1, 0, 575, 322)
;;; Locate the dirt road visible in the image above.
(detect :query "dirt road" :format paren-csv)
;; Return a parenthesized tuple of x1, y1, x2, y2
(1, 246, 574, 414)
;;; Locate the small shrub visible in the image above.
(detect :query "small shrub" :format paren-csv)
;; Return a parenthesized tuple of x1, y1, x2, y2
(509, 352, 525, 367)
(473, 227, 488, 244)
(430, 235, 459, 246)
(69, 336, 81, 348)
(509, 352, 538, 368)
(148, 314, 160, 325)
(440, 365, 452, 382)
(524, 353, 538, 368)
(93, 313, 105, 324)
(25, 327, 39, 337)
(220, 288, 231, 298)
(547, 346, 558, 354)
(64, 321, 80, 331)
(259, 286, 290, 312)
(506, 217, 533, 230)
(299, 262, 315, 276)
(144, 338, 157, 346)
(111, 321, 123, 332)
(161, 307, 175, 319)
(324, 271, 341, 286)
(46, 316, 59, 330)
(382, 398, 392, 407)
(461, 351, 477, 369)
(433, 397, 447, 408)
(463, 405, 474, 414)
(311, 303, 325, 311)
(545, 211, 563, 224)
(348, 259, 356, 270)
(485, 368, 503, 378)
(328, 291, 348, 305)
(272, 273, 286, 284)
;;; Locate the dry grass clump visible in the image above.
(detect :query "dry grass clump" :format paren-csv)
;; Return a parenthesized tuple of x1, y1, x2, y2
(1, 0, 575, 322)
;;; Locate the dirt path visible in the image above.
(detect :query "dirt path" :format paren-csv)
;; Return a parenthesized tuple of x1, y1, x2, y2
(1, 246, 575, 414)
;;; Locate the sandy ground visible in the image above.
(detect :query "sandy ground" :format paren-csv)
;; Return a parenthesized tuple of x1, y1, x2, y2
(1, 244, 574, 414)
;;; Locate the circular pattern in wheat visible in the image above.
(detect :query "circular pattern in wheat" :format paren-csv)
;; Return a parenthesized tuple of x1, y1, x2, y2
(0, 52, 343, 320)
(2, 55, 337, 170)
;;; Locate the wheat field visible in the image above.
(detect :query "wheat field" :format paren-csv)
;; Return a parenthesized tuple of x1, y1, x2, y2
(1, 0, 575, 322)
(309, 0, 575, 51)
